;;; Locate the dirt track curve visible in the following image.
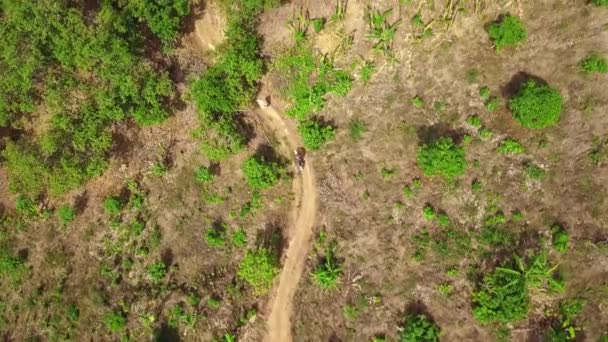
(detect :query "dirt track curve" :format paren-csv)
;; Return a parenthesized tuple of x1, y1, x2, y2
(255, 104, 318, 342)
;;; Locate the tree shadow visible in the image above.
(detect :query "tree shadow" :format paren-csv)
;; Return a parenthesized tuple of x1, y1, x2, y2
(501, 71, 548, 99)
(255, 221, 286, 261)
(416, 122, 467, 146)
(154, 321, 181, 342)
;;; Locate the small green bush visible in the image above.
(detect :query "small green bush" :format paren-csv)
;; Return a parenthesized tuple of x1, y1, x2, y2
(580, 54, 607, 74)
(592, 0, 608, 7)
(467, 115, 482, 129)
(103, 196, 123, 216)
(437, 213, 450, 227)
(423, 206, 436, 220)
(411, 96, 425, 108)
(312, 246, 342, 290)
(238, 248, 278, 294)
(151, 162, 167, 177)
(417, 137, 467, 180)
(57, 205, 76, 223)
(298, 119, 335, 150)
(195, 166, 215, 183)
(15, 196, 37, 218)
(205, 225, 226, 248)
(480, 87, 491, 101)
(147, 261, 167, 283)
(104, 311, 126, 333)
(498, 138, 525, 155)
(551, 225, 569, 253)
(509, 80, 563, 129)
(242, 155, 284, 189)
(349, 119, 366, 141)
(525, 164, 546, 180)
(487, 15, 527, 50)
(231, 228, 247, 248)
(400, 314, 441, 342)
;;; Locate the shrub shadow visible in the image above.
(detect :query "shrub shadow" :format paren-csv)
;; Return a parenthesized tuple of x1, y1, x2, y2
(155, 322, 181, 342)
(416, 123, 467, 146)
(501, 72, 548, 99)
(255, 221, 286, 261)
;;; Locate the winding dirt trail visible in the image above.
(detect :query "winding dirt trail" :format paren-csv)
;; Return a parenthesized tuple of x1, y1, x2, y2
(254, 104, 318, 342)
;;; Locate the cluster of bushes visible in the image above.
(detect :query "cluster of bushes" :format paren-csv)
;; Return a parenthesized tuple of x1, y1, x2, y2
(190, 0, 270, 160)
(487, 14, 527, 50)
(242, 154, 285, 189)
(509, 80, 563, 129)
(1, 1, 189, 198)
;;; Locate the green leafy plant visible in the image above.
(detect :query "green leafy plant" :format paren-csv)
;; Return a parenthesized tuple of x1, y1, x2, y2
(509, 80, 563, 129)
(238, 248, 278, 294)
(487, 15, 527, 50)
(579, 54, 607, 74)
(231, 228, 247, 248)
(411, 96, 425, 108)
(103, 196, 123, 216)
(0, 251, 28, 285)
(551, 225, 569, 253)
(147, 261, 167, 283)
(312, 242, 342, 290)
(205, 224, 227, 248)
(545, 298, 586, 341)
(467, 115, 483, 129)
(592, 0, 608, 6)
(57, 204, 76, 223)
(242, 155, 284, 189)
(360, 62, 375, 83)
(417, 137, 467, 180)
(400, 314, 441, 342)
(151, 162, 167, 177)
(298, 118, 335, 150)
(104, 311, 126, 333)
(195, 166, 215, 183)
(423, 206, 436, 220)
(15, 196, 37, 218)
(498, 138, 525, 155)
(525, 164, 546, 180)
(367, 8, 400, 53)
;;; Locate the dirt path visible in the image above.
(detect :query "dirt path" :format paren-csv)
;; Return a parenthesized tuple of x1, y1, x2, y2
(254, 104, 318, 342)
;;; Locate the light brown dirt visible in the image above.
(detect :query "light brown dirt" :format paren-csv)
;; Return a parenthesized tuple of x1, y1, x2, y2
(253, 103, 318, 342)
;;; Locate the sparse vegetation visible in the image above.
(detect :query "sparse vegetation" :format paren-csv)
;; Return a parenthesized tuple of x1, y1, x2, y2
(580, 54, 608, 74)
(367, 8, 400, 54)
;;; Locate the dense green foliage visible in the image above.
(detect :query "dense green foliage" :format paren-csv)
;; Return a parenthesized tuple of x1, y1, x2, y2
(103, 197, 123, 216)
(487, 15, 527, 50)
(0, 1, 186, 197)
(417, 137, 467, 180)
(298, 119, 336, 150)
(580, 54, 608, 74)
(498, 138, 525, 155)
(237, 248, 278, 294)
(242, 155, 284, 189)
(509, 80, 563, 129)
(400, 314, 441, 342)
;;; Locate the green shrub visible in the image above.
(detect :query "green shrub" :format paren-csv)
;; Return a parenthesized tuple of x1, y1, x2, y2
(0, 251, 28, 285)
(238, 248, 278, 294)
(525, 164, 546, 180)
(151, 162, 167, 177)
(486, 97, 500, 113)
(480, 87, 491, 101)
(579, 54, 607, 74)
(104, 311, 126, 333)
(417, 137, 467, 180)
(349, 119, 366, 141)
(195, 166, 215, 183)
(592, 0, 608, 6)
(423, 206, 436, 220)
(437, 213, 450, 227)
(467, 115, 482, 129)
(57, 205, 76, 223)
(400, 314, 441, 342)
(103, 196, 123, 216)
(359, 62, 375, 83)
(15, 196, 37, 218)
(498, 138, 525, 155)
(487, 15, 527, 50)
(205, 225, 227, 248)
(147, 261, 167, 283)
(231, 228, 247, 248)
(312, 245, 342, 290)
(298, 118, 335, 150)
(551, 225, 569, 253)
(242, 155, 284, 189)
(124, 0, 190, 49)
(411, 96, 425, 108)
(509, 80, 563, 129)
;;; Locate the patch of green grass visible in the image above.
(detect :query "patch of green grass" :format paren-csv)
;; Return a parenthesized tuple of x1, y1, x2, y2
(238, 248, 279, 295)
(207, 297, 222, 309)
(472, 180, 482, 193)
(0, 251, 28, 285)
(103, 196, 123, 216)
(466, 68, 480, 83)
(400, 314, 441, 342)
(151, 162, 167, 177)
(436, 282, 454, 297)
(411, 12, 424, 27)
(592, 0, 608, 5)
(486, 97, 500, 113)
(380, 165, 396, 179)
(509, 80, 563, 129)
(359, 62, 375, 84)
(437, 213, 450, 227)
(480, 87, 491, 101)
(498, 138, 525, 155)
(349, 119, 366, 141)
(579, 54, 607, 74)
(487, 14, 527, 50)
(417, 137, 467, 180)
(16, 196, 37, 218)
(479, 127, 493, 139)
(205, 224, 227, 248)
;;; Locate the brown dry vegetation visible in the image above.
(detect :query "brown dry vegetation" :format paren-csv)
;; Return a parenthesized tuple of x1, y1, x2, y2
(2, 0, 608, 342)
